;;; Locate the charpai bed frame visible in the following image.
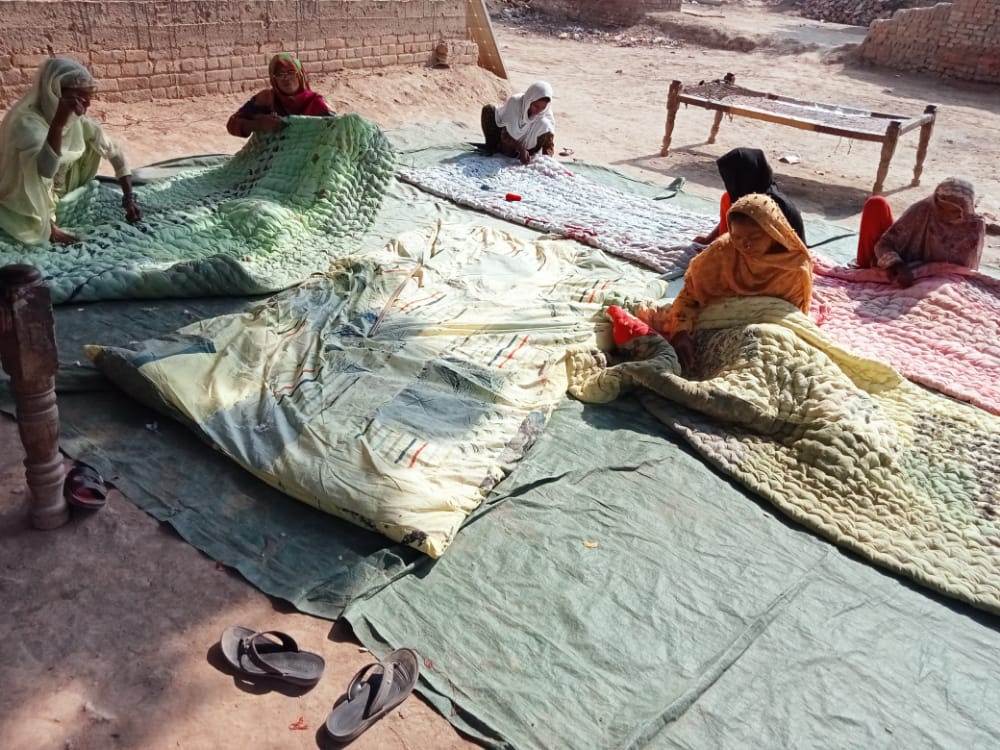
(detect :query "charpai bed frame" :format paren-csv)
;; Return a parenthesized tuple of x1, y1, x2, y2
(660, 74, 938, 195)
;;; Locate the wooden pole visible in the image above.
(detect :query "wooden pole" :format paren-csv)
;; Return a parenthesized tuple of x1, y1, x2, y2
(660, 80, 683, 156)
(708, 111, 725, 144)
(912, 104, 937, 187)
(873, 120, 901, 196)
(0, 264, 67, 530)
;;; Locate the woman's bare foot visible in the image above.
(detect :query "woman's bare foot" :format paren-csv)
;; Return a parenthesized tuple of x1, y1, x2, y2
(49, 225, 79, 244)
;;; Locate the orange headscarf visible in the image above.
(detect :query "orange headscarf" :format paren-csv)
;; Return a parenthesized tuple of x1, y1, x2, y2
(665, 193, 813, 336)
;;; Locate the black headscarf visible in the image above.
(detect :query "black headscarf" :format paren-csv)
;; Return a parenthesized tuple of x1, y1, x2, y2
(717, 148, 806, 243)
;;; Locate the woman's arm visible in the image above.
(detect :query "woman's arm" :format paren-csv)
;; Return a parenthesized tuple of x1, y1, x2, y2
(227, 92, 286, 137)
(87, 120, 142, 223)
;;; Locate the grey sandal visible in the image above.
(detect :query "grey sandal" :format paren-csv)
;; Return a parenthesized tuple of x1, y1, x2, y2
(219, 626, 325, 687)
(325, 648, 421, 743)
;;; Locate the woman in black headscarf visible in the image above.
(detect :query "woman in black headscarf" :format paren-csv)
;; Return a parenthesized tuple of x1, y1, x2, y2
(693, 147, 806, 245)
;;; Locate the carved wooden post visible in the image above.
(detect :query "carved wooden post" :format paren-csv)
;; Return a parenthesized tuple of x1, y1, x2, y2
(0, 264, 67, 529)
(660, 80, 683, 156)
(912, 104, 937, 187)
(873, 120, 901, 196)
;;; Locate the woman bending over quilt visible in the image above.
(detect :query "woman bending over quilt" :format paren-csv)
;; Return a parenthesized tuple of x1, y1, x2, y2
(481, 81, 556, 165)
(855, 177, 985, 287)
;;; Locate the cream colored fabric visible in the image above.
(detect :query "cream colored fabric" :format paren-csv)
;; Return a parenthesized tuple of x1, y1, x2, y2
(87, 224, 658, 556)
(0, 58, 129, 244)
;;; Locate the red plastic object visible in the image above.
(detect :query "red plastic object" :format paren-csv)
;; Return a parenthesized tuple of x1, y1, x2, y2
(505, 193, 522, 201)
(606, 305, 653, 345)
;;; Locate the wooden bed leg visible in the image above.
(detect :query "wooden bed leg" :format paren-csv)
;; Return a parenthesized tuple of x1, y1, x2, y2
(0, 265, 67, 530)
(873, 120, 901, 196)
(660, 80, 682, 156)
(708, 111, 725, 145)
(912, 104, 937, 187)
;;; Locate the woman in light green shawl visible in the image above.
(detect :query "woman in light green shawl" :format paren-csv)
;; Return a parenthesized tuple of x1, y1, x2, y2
(0, 57, 141, 245)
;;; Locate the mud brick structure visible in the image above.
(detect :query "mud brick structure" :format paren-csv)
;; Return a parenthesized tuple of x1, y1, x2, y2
(0, 0, 481, 106)
(797, 0, 937, 27)
(859, 0, 1000, 84)
(529, 0, 681, 28)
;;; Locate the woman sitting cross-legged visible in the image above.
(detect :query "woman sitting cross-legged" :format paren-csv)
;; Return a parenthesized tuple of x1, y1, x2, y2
(481, 81, 556, 165)
(644, 193, 813, 373)
(855, 177, 986, 287)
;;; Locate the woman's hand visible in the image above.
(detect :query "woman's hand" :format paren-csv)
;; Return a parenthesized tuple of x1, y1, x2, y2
(54, 93, 88, 122)
(123, 195, 142, 223)
(887, 262, 915, 288)
(517, 147, 531, 165)
(668, 331, 696, 373)
(253, 114, 287, 134)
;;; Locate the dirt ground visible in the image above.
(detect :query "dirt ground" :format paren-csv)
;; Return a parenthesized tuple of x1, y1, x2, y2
(3, 4, 1000, 749)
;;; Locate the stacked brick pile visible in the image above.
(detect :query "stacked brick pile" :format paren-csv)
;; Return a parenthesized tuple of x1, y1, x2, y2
(797, 0, 935, 27)
(0, 0, 480, 107)
(859, 0, 1000, 84)
(530, 0, 681, 27)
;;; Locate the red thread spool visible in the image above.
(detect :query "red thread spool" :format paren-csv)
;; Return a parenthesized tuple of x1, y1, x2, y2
(505, 193, 522, 202)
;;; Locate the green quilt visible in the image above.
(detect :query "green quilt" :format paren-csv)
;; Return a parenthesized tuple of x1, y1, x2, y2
(568, 296, 1000, 615)
(0, 115, 394, 304)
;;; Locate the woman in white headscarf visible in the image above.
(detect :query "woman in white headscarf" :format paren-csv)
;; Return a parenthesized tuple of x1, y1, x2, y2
(481, 81, 556, 164)
(0, 57, 141, 245)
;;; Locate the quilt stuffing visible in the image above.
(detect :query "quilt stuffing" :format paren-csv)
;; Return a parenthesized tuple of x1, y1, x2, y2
(398, 153, 713, 277)
(811, 256, 1000, 415)
(0, 115, 395, 304)
(567, 296, 1000, 614)
(86, 224, 659, 556)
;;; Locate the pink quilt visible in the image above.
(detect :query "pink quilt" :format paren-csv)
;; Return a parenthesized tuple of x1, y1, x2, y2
(810, 256, 1000, 415)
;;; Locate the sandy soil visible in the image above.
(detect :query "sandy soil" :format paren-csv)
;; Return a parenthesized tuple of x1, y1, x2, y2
(3, 6, 1000, 750)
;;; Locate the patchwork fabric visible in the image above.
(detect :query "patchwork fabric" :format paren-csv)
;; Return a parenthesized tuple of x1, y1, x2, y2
(87, 224, 659, 557)
(811, 257, 1000, 415)
(0, 116, 394, 304)
(567, 296, 1000, 614)
(399, 153, 713, 277)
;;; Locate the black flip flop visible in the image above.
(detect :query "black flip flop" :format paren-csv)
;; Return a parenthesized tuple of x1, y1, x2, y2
(219, 626, 325, 687)
(63, 463, 109, 510)
(325, 648, 421, 743)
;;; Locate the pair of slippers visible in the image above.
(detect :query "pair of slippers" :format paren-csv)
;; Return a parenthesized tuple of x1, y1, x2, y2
(220, 626, 420, 744)
(64, 462, 111, 511)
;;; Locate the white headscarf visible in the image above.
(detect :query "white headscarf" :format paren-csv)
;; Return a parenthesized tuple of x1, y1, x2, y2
(0, 58, 96, 242)
(494, 81, 555, 149)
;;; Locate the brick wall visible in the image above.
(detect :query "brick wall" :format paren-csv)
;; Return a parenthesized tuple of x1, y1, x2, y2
(0, 0, 480, 106)
(796, 0, 937, 27)
(859, 0, 1000, 84)
(529, 0, 681, 28)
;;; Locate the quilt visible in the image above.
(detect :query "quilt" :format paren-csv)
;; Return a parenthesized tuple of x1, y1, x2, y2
(567, 296, 1000, 614)
(86, 224, 659, 556)
(811, 257, 1000, 415)
(0, 115, 394, 303)
(399, 153, 713, 277)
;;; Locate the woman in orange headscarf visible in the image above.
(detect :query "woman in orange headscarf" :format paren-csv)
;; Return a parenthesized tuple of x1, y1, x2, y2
(663, 193, 813, 371)
(226, 53, 333, 138)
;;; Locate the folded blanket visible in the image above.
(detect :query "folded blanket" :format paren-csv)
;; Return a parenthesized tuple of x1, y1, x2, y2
(568, 296, 1000, 614)
(86, 224, 659, 556)
(811, 257, 1000, 415)
(0, 116, 395, 303)
(399, 154, 713, 277)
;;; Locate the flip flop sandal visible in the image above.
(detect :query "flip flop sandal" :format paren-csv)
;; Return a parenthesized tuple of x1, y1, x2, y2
(219, 626, 325, 687)
(63, 463, 109, 510)
(325, 648, 421, 743)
